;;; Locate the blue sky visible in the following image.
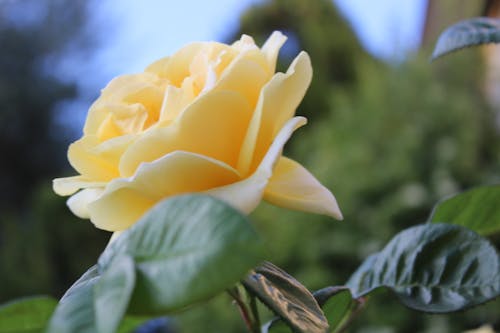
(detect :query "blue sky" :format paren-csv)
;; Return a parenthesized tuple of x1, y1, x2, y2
(78, 0, 427, 82)
(53, 0, 427, 132)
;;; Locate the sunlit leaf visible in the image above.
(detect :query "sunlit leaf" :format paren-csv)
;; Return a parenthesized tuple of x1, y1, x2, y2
(244, 262, 328, 333)
(98, 194, 266, 315)
(94, 256, 136, 333)
(432, 17, 500, 60)
(347, 223, 500, 313)
(430, 185, 500, 236)
(0, 296, 57, 333)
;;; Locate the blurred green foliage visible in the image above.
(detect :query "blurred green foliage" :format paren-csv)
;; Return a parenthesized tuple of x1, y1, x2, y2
(1, 0, 499, 332)
(0, 0, 109, 303)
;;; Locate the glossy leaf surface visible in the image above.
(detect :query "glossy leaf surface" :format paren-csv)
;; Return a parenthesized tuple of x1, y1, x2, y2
(244, 262, 328, 333)
(347, 223, 500, 313)
(98, 194, 266, 314)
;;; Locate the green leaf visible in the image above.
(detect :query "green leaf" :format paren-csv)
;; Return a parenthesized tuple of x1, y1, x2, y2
(432, 17, 500, 60)
(0, 296, 57, 333)
(94, 256, 136, 333)
(98, 194, 266, 315)
(116, 316, 150, 333)
(347, 223, 500, 313)
(429, 185, 500, 236)
(46, 267, 99, 333)
(46, 258, 136, 333)
(243, 262, 329, 333)
(313, 287, 353, 332)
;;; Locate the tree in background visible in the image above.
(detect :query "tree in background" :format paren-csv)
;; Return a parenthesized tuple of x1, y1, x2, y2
(0, 0, 109, 301)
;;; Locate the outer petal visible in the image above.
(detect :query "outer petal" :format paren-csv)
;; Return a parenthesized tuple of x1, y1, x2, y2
(206, 116, 306, 214)
(68, 134, 136, 182)
(261, 31, 287, 73)
(67, 188, 104, 219)
(88, 151, 241, 231)
(264, 157, 343, 220)
(53, 176, 106, 196)
(68, 136, 120, 181)
(237, 52, 312, 176)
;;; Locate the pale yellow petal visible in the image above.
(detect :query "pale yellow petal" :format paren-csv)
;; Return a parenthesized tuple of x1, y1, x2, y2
(68, 136, 120, 181)
(231, 34, 257, 51)
(145, 56, 170, 76)
(213, 54, 269, 108)
(84, 73, 164, 135)
(53, 176, 106, 196)
(119, 91, 252, 177)
(156, 42, 227, 86)
(264, 157, 343, 220)
(67, 188, 104, 219)
(157, 75, 198, 125)
(93, 104, 148, 141)
(88, 187, 155, 231)
(68, 134, 136, 181)
(237, 52, 312, 176)
(261, 31, 287, 73)
(89, 151, 241, 231)
(207, 117, 306, 214)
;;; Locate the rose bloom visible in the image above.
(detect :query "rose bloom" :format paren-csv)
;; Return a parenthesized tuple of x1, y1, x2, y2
(53, 31, 342, 232)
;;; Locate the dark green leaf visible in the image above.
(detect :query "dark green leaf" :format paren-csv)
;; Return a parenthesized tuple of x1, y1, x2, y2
(313, 287, 353, 331)
(430, 185, 500, 235)
(432, 17, 500, 60)
(243, 262, 329, 333)
(0, 296, 57, 333)
(47, 258, 136, 333)
(99, 194, 266, 315)
(347, 223, 500, 313)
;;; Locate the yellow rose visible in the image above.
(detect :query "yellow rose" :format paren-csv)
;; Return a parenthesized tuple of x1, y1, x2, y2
(53, 31, 342, 232)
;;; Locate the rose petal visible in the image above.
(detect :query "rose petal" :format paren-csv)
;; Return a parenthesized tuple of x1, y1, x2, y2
(68, 136, 120, 181)
(68, 134, 136, 182)
(53, 176, 106, 196)
(67, 188, 103, 219)
(214, 53, 269, 108)
(261, 31, 287, 73)
(119, 90, 252, 177)
(206, 116, 306, 214)
(151, 42, 228, 86)
(84, 73, 164, 135)
(158, 85, 190, 124)
(89, 151, 241, 231)
(264, 157, 343, 220)
(237, 51, 312, 176)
